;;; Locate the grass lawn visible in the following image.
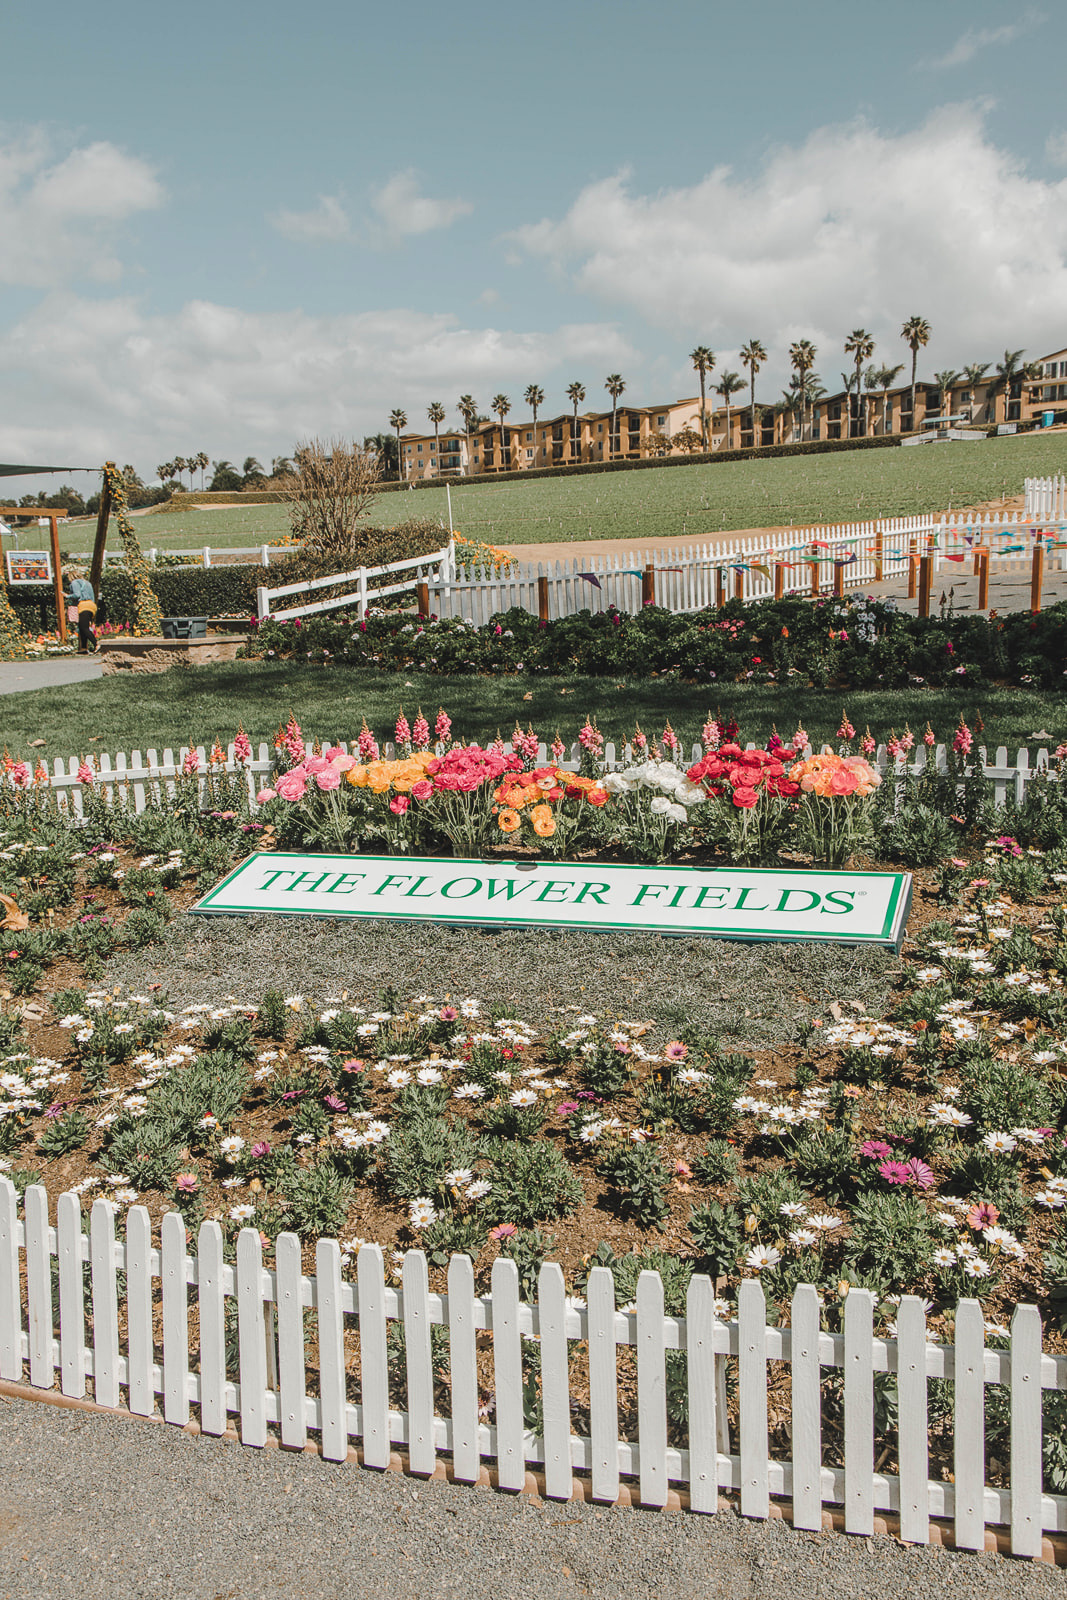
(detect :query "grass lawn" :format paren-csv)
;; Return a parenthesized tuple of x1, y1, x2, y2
(3, 663, 1064, 763)
(58, 432, 1067, 558)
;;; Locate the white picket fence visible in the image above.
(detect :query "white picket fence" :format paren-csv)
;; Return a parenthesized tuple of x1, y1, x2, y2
(256, 544, 454, 624)
(14, 738, 1060, 821)
(426, 514, 1063, 623)
(1025, 475, 1067, 521)
(0, 1180, 1060, 1554)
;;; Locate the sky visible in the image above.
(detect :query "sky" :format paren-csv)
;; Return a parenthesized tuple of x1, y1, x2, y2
(4, 0, 1067, 493)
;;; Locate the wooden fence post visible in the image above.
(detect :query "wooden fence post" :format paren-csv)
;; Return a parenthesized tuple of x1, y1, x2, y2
(537, 575, 550, 623)
(1031, 545, 1044, 613)
(978, 551, 990, 611)
(642, 563, 655, 607)
(907, 556, 918, 599)
(49, 515, 67, 643)
(874, 527, 884, 582)
(733, 567, 743, 602)
(416, 581, 430, 617)
(89, 472, 113, 598)
(715, 568, 725, 608)
(918, 555, 933, 618)
(832, 561, 844, 599)
(810, 549, 820, 597)
(773, 563, 784, 600)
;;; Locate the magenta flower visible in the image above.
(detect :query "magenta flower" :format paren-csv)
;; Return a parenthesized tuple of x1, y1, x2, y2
(556, 1101, 580, 1117)
(439, 1005, 458, 1022)
(489, 1223, 517, 1241)
(905, 1158, 935, 1190)
(323, 1095, 346, 1113)
(434, 707, 452, 744)
(250, 1142, 271, 1159)
(860, 1140, 892, 1160)
(664, 1042, 688, 1061)
(877, 1160, 912, 1186)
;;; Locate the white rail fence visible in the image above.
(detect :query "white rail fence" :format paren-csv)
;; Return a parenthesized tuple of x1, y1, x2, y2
(65, 544, 288, 569)
(427, 514, 1064, 623)
(15, 739, 1061, 820)
(256, 545, 454, 624)
(0, 1180, 1060, 1555)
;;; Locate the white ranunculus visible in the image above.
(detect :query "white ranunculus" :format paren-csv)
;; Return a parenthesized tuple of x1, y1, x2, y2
(665, 804, 688, 824)
(649, 795, 672, 814)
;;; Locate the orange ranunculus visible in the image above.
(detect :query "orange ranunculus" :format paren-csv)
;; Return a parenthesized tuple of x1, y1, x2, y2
(829, 767, 859, 796)
(586, 787, 609, 806)
(530, 804, 556, 837)
(497, 808, 521, 833)
(346, 766, 369, 787)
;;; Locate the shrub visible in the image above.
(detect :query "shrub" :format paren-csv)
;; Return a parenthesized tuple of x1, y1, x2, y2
(489, 1140, 583, 1227)
(596, 1143, 671, 1230)
(845, 1191, 934, 1290)
(687, 1200, 743, 1277)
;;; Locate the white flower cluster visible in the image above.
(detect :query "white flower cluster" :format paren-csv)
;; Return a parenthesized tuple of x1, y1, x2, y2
(601, 760, 705, 825)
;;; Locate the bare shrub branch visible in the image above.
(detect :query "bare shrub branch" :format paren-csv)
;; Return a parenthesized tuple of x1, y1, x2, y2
(283, 437, 383, 561)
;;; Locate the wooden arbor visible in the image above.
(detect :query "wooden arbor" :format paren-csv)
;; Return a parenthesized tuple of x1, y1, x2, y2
(0, 504, 69, 642)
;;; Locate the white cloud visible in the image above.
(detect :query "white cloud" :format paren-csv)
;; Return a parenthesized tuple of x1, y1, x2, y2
(370, 169, 472, 241)
(0, 130, 163, 288)
(0, 293, 632, 471)
(510, 105, 1067, 393)
(920, 11, 1044, 70)
(268, 193, 351, 243)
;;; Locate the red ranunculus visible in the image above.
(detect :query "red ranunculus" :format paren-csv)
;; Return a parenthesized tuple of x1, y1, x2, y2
(732, 787, 759, 808)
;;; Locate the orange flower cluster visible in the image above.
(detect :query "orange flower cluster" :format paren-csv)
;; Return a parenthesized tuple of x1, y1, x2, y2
(787, 751, 881, 798)
(345, 751, 436, 796)
(492, 766, 609, 837)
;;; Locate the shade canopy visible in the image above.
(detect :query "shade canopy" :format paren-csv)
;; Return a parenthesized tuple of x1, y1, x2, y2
(0, 464, 92, 477)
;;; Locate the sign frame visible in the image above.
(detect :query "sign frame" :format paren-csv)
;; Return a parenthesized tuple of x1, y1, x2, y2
(191, 852, 913, 951)
(5, 549, 53, 586)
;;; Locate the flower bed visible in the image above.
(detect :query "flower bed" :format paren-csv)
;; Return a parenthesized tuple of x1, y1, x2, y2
(241, 594, 1067, 691)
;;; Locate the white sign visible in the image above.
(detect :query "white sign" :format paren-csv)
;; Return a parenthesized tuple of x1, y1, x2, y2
(193, 853, 912, 949)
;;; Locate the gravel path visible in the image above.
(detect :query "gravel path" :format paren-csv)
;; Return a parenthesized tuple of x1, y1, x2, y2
(0, 1392, 1058, 1600)
(100, 910, 896, 1046)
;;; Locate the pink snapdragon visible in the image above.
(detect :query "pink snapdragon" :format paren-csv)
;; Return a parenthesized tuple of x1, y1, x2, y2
(551, 732, 566, 765)
(953, 718, 973, 756)
(836, 711, 855, 741)
(76, 760, 94, 785)
(435, 707, 452, 745)
(412, 710, 430, 750)
(791, 725, 808, 751)
(924, 724, 936, 748)
(395, 709, 411, 748)
(860, 728, 876, 757)
(899, 726, 915, 753)
(702, 716, 720, 751)
(661, 722, 680, 754)
(182, 748, 202, 776)
(234, 727, 252, 765)
(578, 717, 604, 755)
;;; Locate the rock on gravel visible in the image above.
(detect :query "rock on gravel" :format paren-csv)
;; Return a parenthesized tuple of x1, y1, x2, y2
(0, 1393, 1060, 1600)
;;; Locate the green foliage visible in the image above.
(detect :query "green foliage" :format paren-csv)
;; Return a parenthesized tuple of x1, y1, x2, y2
(692, 1138, 741, 1187)
(36, 1109, 90, 1158)
(879, 803, 959, 867)
(958, 1056, 1060, 1133)
(735, 1169, 806, 1224)
(279, 1160, 353, 1237)
(596, 1143, 671, 1230)
(687, 1200, 743, 1277)
(102, 1118, 185, 1191)
(382, 1113, 480, 1203)
(499, 1227, 558, 1301)
(489, 1139, 583, 1228)
(845, 1191, 934, 1290)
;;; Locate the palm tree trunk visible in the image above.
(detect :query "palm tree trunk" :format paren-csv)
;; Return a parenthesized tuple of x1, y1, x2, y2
(699, 373, 707, 450)
(910, 352, 917, 433)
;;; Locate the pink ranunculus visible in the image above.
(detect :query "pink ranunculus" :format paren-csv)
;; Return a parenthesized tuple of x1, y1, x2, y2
(829, 768, 859, 796)
(305, 755, 330, 775)
(322, 746, 345, 761)
(276, 769, 308, 801)
(331, 753, 357, 772)
(10, 762, 30, 788)
(315, 767, 341, 791)
(390, 794, 410, 814)
(411, 779, 433, 802)
(256, 787, 277, 804)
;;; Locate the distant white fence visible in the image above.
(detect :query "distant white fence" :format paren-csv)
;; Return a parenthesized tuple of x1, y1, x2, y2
(65, 545, 287, 569)
(18, 739, 1061, 819)
(256, 545, 454, 624)
(426, 514, 1064, 623)
(0, 1180, 1060, 1555)
(1025, 475, 1067, 522)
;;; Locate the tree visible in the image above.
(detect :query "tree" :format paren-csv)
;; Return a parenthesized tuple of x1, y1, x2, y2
(457, 395, 478, 476)
(427, 401, 446, 473)
(490, 393, 511, 471)
(901, 315, 931, 432)
(196, 451, 209, 488)
(844, 329, 875, 435)
(671, 424, 703, 454)
(524, 385, 545, 464)
(782, 371, 824, 442)
(283, 437, 383, 560)
(389, 409, 408, 481)
(931, 370, 960, 423)
(242, 457, 266, 485)
(156, 461, 176, 487)
(715, 371, 744, 449)
(363, 434, 396, 476)
(961, 363, 990, 422)
(689, 347, 715, 449)
(209, 460, 243, 492)
(566, 381, 586, 463)
(271, 455, 295, 479)
(604, 374, 625, 460)
(788, 341, 817, 439)
(875, 364, 904, 434)
(989, 349, 1028, 423)
(740, 339, 767, 446)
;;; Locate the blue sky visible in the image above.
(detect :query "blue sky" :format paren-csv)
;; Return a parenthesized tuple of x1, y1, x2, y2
(3, 0, 1067, 489)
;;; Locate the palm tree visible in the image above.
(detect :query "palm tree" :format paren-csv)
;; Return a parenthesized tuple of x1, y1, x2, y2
(689, 347, 715, 449)
(242, 457, 265, 483)
(740, 339, 767, 446)
(901, 315, 931, 432)
(457, 395, 478, 475)
(270, 455, 294, 479)
(715, 371, 744, 450)
(931, 370, 960, 425)
(788, 341, 817, 438)
(156, 461, 174, 486)
(844, 329, 875, 435)
(604, 374, 625, 460)
(989, 349, 1028, 424)
(363, 434, 397, 476)
(862, 366, 881, 438)
(427, 401, 446, 472)
(876, 364, 904, 434)
(566, 381, 586, 463)
(524, 385, 545, 463)
(389, 409, 407, 481)
(960, 363, 990, 423)
(490, 393, 511, 471)
(196, 451, 209, 489)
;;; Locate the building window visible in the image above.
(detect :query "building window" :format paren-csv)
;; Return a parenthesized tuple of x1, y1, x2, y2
(525, 431, 533, 442)
(525, 449, 533, 460)
(657, 415, 666, 426)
